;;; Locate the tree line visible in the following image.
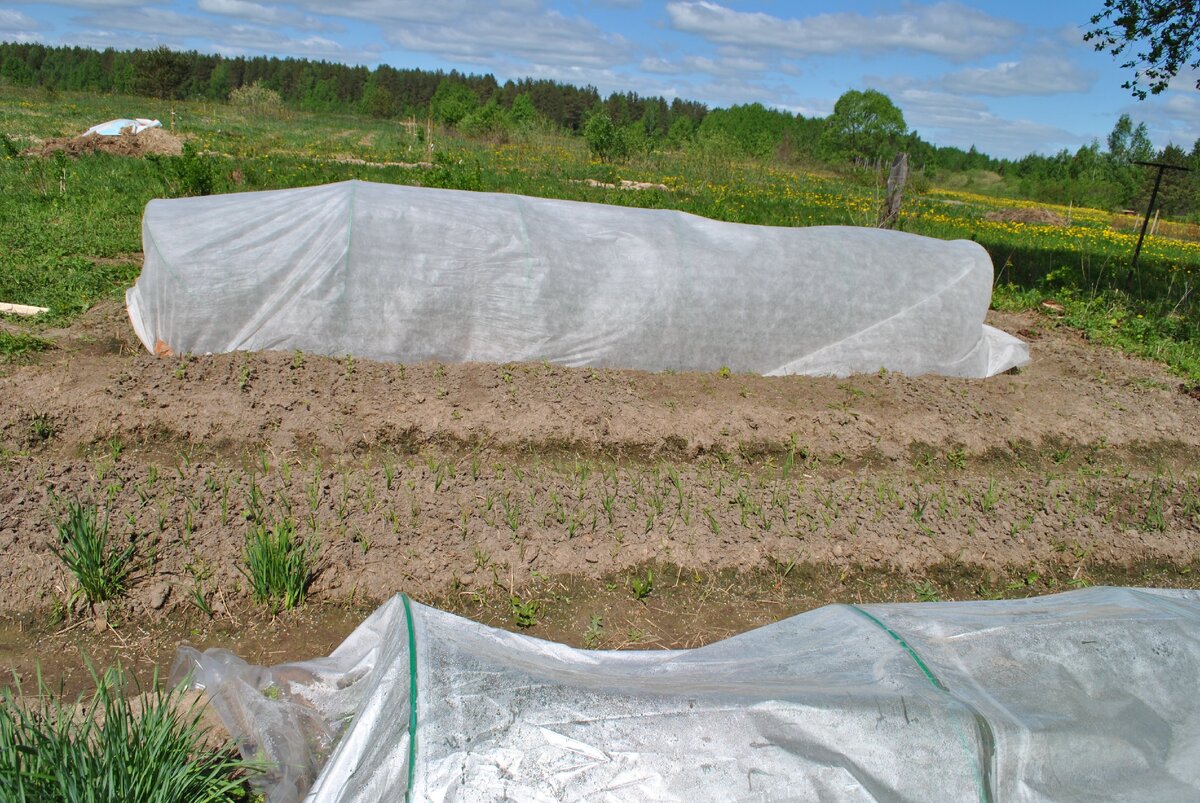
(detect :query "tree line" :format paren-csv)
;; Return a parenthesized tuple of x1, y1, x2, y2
(1, 42, 1197, 220)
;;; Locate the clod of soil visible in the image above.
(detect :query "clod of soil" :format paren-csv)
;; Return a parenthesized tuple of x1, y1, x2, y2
(26, 128, 184, 158)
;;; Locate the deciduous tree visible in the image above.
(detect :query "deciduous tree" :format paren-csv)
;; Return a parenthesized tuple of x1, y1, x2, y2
(823, 89, 907, 166)
(1085, 0, 1200, 99)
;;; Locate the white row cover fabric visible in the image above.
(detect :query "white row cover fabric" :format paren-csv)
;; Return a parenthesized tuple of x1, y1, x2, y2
(175, 587, 1200, 802)
(128, 180, 1028, 378)
(83, 117, 162, 136)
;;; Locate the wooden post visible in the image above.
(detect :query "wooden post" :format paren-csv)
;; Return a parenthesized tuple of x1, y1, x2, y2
(877, 152, 908, 229)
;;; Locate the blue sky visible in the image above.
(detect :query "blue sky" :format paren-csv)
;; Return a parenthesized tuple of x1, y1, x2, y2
(1, 0, 1197, 159)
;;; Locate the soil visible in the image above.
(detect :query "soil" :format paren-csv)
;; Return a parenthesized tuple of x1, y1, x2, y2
(26, 127, 184, 158)
(2, 297, 1199, 691)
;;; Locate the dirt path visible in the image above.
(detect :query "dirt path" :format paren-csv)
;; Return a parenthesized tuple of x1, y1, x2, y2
(2, 300, 1199, 688)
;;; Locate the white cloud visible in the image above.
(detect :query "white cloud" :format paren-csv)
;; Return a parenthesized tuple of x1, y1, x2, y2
(73, 7, 214, 37)
(72, 7, 349, 58)
(893, 88, 1081, 157)
(196, 0, 339, 33)
(941, 56, 1095, 96)
(27, 0, 163, 8)
(0, 9, 40, 29)
(639, 53, 766, 77)
(665, 1, 1022, 61)
(62, 27, 184, 49)
(386, 9, 631, 70)
(0, 9, 41, 36)
(290, 0, 540, 27)
(1119, 82, 1200, 150)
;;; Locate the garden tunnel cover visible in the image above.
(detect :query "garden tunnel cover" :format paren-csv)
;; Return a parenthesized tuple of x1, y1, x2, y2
(128, 180, 1028, 377)
(175, 587, 1200, 802)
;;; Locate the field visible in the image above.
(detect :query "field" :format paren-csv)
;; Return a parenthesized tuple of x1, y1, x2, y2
(2, 89, 1200, 771)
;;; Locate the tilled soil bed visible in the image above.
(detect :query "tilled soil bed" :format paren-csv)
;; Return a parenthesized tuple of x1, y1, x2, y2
(2, 300, 1199, 687)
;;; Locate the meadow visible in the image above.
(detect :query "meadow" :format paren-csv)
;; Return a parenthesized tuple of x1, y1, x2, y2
(3, 85, 1199, 378)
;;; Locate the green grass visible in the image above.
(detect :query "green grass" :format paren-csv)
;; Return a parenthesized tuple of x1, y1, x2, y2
(0, 664, 252, 802)
(243, 519, 314, 614)
(992, 284, 1200, 382)
(0, 330, 50, 362)
(53, 501, 136, 605)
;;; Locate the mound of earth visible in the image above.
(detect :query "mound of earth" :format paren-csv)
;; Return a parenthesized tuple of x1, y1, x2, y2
(1, 299, 1199, 620)
(1, 298, 1199, 697)
(26, 127, 184, 158)
(984, 207, 1068, 226)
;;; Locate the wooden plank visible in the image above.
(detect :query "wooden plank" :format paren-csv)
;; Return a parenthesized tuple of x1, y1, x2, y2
(0, 302, 50, 316)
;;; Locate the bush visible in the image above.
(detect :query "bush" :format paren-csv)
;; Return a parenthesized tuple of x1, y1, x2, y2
(584, 110, 629, 162)
(430, 79, 478, 127)
(459, 100, 510, 140)
(228, 80, 283, 114)
(0, 664, 252, 802)
(168, 143, 219, 197)
(53, 501, 135, 605)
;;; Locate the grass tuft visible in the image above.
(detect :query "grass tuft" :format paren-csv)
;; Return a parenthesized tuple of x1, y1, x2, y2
(243, 518, 314, 614)
(0, 330, 51, 363)
(53, 501, 135, 605)
(0, 663, 252, 802)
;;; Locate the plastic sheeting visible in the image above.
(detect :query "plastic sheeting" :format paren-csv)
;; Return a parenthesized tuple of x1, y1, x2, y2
(83, 118, 162, 136)
(128, 180, 1029, 378)
(174, 587, 1200, 802)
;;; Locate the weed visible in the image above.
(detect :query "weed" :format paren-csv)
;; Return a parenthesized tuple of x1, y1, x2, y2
(979, 478, 1002, 515)
(236, 358, 252, 391)
(629, 568, 654, 600)
(600, 489, 616, 524)
(1182, 481, 1200, 523)
(510, 595, 539, 627)
(945, 448, 967, 470)
(914, 581, 940, 602)
(53, 501, 135, 605)
(1140, 482, 1167, 532)
(189, 582, 214, 618)
(502, 493, 521, 534)
(583, 615, 604, 648)
(1007, 570, 1042, 591)
(29, 413, 54, 442)
(0, 331, 50, 362)
(243, 518, 315, 614)
(0, 664, 252, 802)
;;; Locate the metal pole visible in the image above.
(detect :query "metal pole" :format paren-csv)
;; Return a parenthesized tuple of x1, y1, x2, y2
(1130, 164, 1165, 282)
(1128, 161, 1191, 292)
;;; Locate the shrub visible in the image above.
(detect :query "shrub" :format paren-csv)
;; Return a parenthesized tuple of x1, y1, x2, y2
(169, 142, 219, 197)
(228, 80, 283, 113)
(584, 110, 629, 162)
(243, 519, 314, 614)
(0, 664, 252, 802)
(53, 502, 135, 605)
